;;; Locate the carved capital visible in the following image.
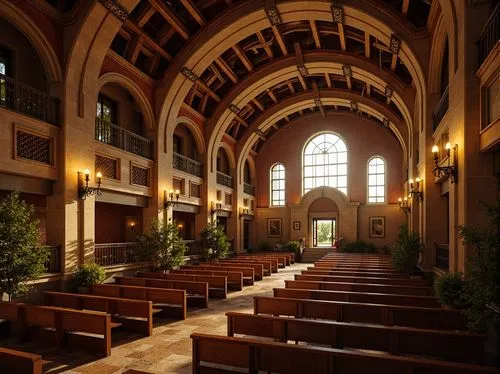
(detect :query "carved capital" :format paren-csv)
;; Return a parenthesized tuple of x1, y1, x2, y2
(99, 0, 128, 21)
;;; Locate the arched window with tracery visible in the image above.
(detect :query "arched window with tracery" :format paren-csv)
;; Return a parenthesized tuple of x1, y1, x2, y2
(270, 164, 285, 206)
(367, 157, 385, 203)
(303, 133, 347, 195)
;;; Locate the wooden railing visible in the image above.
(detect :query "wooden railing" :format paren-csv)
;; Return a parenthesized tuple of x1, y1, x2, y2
(173, 152, 203, 177)
(0, 73, 59, 125)
(94, 242, 140, 267)
(44, 245, 62, 273)
(243, 182, 255, 195)
(95, 118, 153, 159)
(478, 2, 499, 67)
(432, 85, 449, 132)
(435, 243, 449, 270)
(217, 171, 233, 188)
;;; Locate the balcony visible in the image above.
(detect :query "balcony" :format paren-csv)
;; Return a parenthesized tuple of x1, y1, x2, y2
(44, 245, 62, 273)
(173, 152, 203, 177)
(95, 118, 153, 159)
(0, 74, 59, 125)
(217, 171, 233, 188)
(435, 243, 449, 270)
(478, 3, 499, 68)
(243, 182, 255, 195)
(432, 86, 449, 132)
(94, 242, 140, 267)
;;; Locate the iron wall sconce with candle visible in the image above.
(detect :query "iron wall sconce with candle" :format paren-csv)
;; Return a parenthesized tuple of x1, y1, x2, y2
(78, 169, 102, 200)
(129, 221, 136, 231)
(398, 197, 410, 214)
(432, 142, 458, 184)
(211, 200, 223, 216)
(164, 189, 180, 210)
(239, 206, 252, 219)
(408, 177, 423, 201)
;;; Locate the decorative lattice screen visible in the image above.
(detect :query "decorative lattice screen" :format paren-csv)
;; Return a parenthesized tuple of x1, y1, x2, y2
(131, 165, 150, 187)
(225, 193, 232, 206)
(173, 178, 185, 195)
(16, 130, 52, 165)
(190, 182, 201, 198)
(95, 154, 117, 179)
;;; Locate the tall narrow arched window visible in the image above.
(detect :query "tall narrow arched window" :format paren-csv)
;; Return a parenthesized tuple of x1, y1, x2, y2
(270, 164, 285, 206)
(367, 157, 385, 203)
(303, 133, 347, 195)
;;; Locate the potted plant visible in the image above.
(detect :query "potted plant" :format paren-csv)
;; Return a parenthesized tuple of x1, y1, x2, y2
(391, 224, 423, 277)
(199, 222, 230, 262)
(0, 192, 49, 302)
(137, 219, 186, 272)
(283, 240, 301, 262)
(73, 263, 106, 293)
(433, 272, 465, 309)
(460, 200, 499, 366)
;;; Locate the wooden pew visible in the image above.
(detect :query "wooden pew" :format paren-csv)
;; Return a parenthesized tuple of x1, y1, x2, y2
(43, 291, 154, 335)
(237, 253, 290, 266)
(238, 252, 294, 265)
(220, 259, 272, 275)
(273, 288, 440, 308)
(168, 269, 245, 290)
(313, 264, 402, 274)
(285, 279, 433, 297)
(191, 333, 498, 374)
(226, 312, 486, 365)
(91, 283, 186, 319)
(0, 347, 43, 374)
(296, 273, 429, 287)
(135, 272, 227, 298)
(236, 255, 283, 269)
(117, 276, 208, 307)
(254, 296, 467, 330)
(181, 264, 257, 283)
(315, 262, 396, 270)
(227, 257, 278, 273)
(0, 302, 113, 356)
(303, 269, 410, 279)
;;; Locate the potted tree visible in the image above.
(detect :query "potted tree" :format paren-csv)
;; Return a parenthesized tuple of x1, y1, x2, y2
(391, 224, 423, 277)
(433, 272, 465, 309)
(283, 240, 301, 262)
(137, 219, 186, 272)
(460, 200, 499, 367)
(73, 263, 106, 293)
(0, 192, 49, 302)
(199, 222, 230, 262)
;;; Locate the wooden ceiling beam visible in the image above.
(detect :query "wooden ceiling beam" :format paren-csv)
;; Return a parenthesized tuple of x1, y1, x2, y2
(148, 0, 190, 40)
(272, 26, 288, 55)
(125, 20, 172, 60)
(215, 57, 238, 83)
(391, 54, 398, 71)
(257, 31, 274, 59)
(252, 98, 265, 111)
(267, 88, 278, 103)
(310, 20, 322, 49)
(325, 73, 332, 88)
(136, 4, 156, 27)
(338, 23, 347, 51)
(196, 80, 221, 102)
(180, 0, 206, 25)
(298, 73, 308, 90)
(126, 36, 144, 64)
(402, 0, 410, 16)
(287, 81, 295, 93)
(364, 32, 371, 59)
(233, 45, 254, 72)
(156, 25, 176, 46)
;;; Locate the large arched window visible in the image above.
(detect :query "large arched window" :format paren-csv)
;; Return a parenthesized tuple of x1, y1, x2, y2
(367, 157, 385, 203)
(303, 133, 347, 195)
(270, 164, 285, 206)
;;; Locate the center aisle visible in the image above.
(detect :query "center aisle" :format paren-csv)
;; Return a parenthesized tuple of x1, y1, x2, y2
(65, 262, 309, 374)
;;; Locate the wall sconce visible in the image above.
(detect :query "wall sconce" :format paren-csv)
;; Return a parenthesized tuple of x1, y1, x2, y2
(398, 197, 410, 214)
(129, 221, 136, 231)
(432, 143, 458, 183)
(239, 205, 252, 219)
(164, 189, 180, 209)
(177, 223, 183, 230)
(211, 200, 223, 216)
(78, 169, 102, 200)
(408, 177, 423, 201)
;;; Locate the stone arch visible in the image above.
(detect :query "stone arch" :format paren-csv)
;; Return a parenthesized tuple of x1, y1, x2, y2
(97, 72, 156, 131)
(428, 14, 450, 95)
(437, 0, 458, 74)
(174, 117, 206, 156)
(217, 142, 236, 171)
(0, 1, 63, 83)
(242, 156, 257, 186)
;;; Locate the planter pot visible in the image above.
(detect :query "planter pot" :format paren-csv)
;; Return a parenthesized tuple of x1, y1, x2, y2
(485, 304, 500, 368)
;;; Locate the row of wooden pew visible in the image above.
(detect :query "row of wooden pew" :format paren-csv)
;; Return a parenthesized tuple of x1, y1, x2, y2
(191, 252, 500, 373)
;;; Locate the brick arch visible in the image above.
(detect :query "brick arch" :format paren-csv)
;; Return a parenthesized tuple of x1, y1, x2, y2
(174, 117, 206, 156)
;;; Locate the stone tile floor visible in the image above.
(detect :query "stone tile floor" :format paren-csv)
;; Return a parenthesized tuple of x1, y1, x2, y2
(1, 263, 308, 373)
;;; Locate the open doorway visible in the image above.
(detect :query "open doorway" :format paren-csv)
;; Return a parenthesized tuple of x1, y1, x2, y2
(312, 218, 336, 247)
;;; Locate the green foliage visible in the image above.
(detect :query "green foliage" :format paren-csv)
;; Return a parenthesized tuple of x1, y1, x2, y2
(317, 222, 332, 244)
(341, 240, 377, 253)
(460, 200, 500, 332)
(73, 263, 106, 289)
(137, 219, 186, 271)
(0, 192, 49, 301)
(434, 272, 465, 308)
(283, 241, 301, 254)
(258, 241, 273, 252)
(391, 224, 422, 274)
(200, 222, 230, 262)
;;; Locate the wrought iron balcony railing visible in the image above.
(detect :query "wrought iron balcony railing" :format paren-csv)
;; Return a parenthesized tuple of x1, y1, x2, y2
(435, 243, 449, 270)
(94, 242, 140, 267)
(0, 73, 60, 125)
(217, 171, 233, 188)
(173, 152, 203, 177)
(243, 182, 255, 195)
(95, 118, 153, 159)
(478, 3, 499, 67)
(432, 86, 449, 132)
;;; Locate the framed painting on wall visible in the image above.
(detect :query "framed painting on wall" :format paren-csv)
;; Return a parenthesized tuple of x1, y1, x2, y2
(369, 216, 385, 238)
(293, 221, 300, 230)
(268, 218, 282, 237)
